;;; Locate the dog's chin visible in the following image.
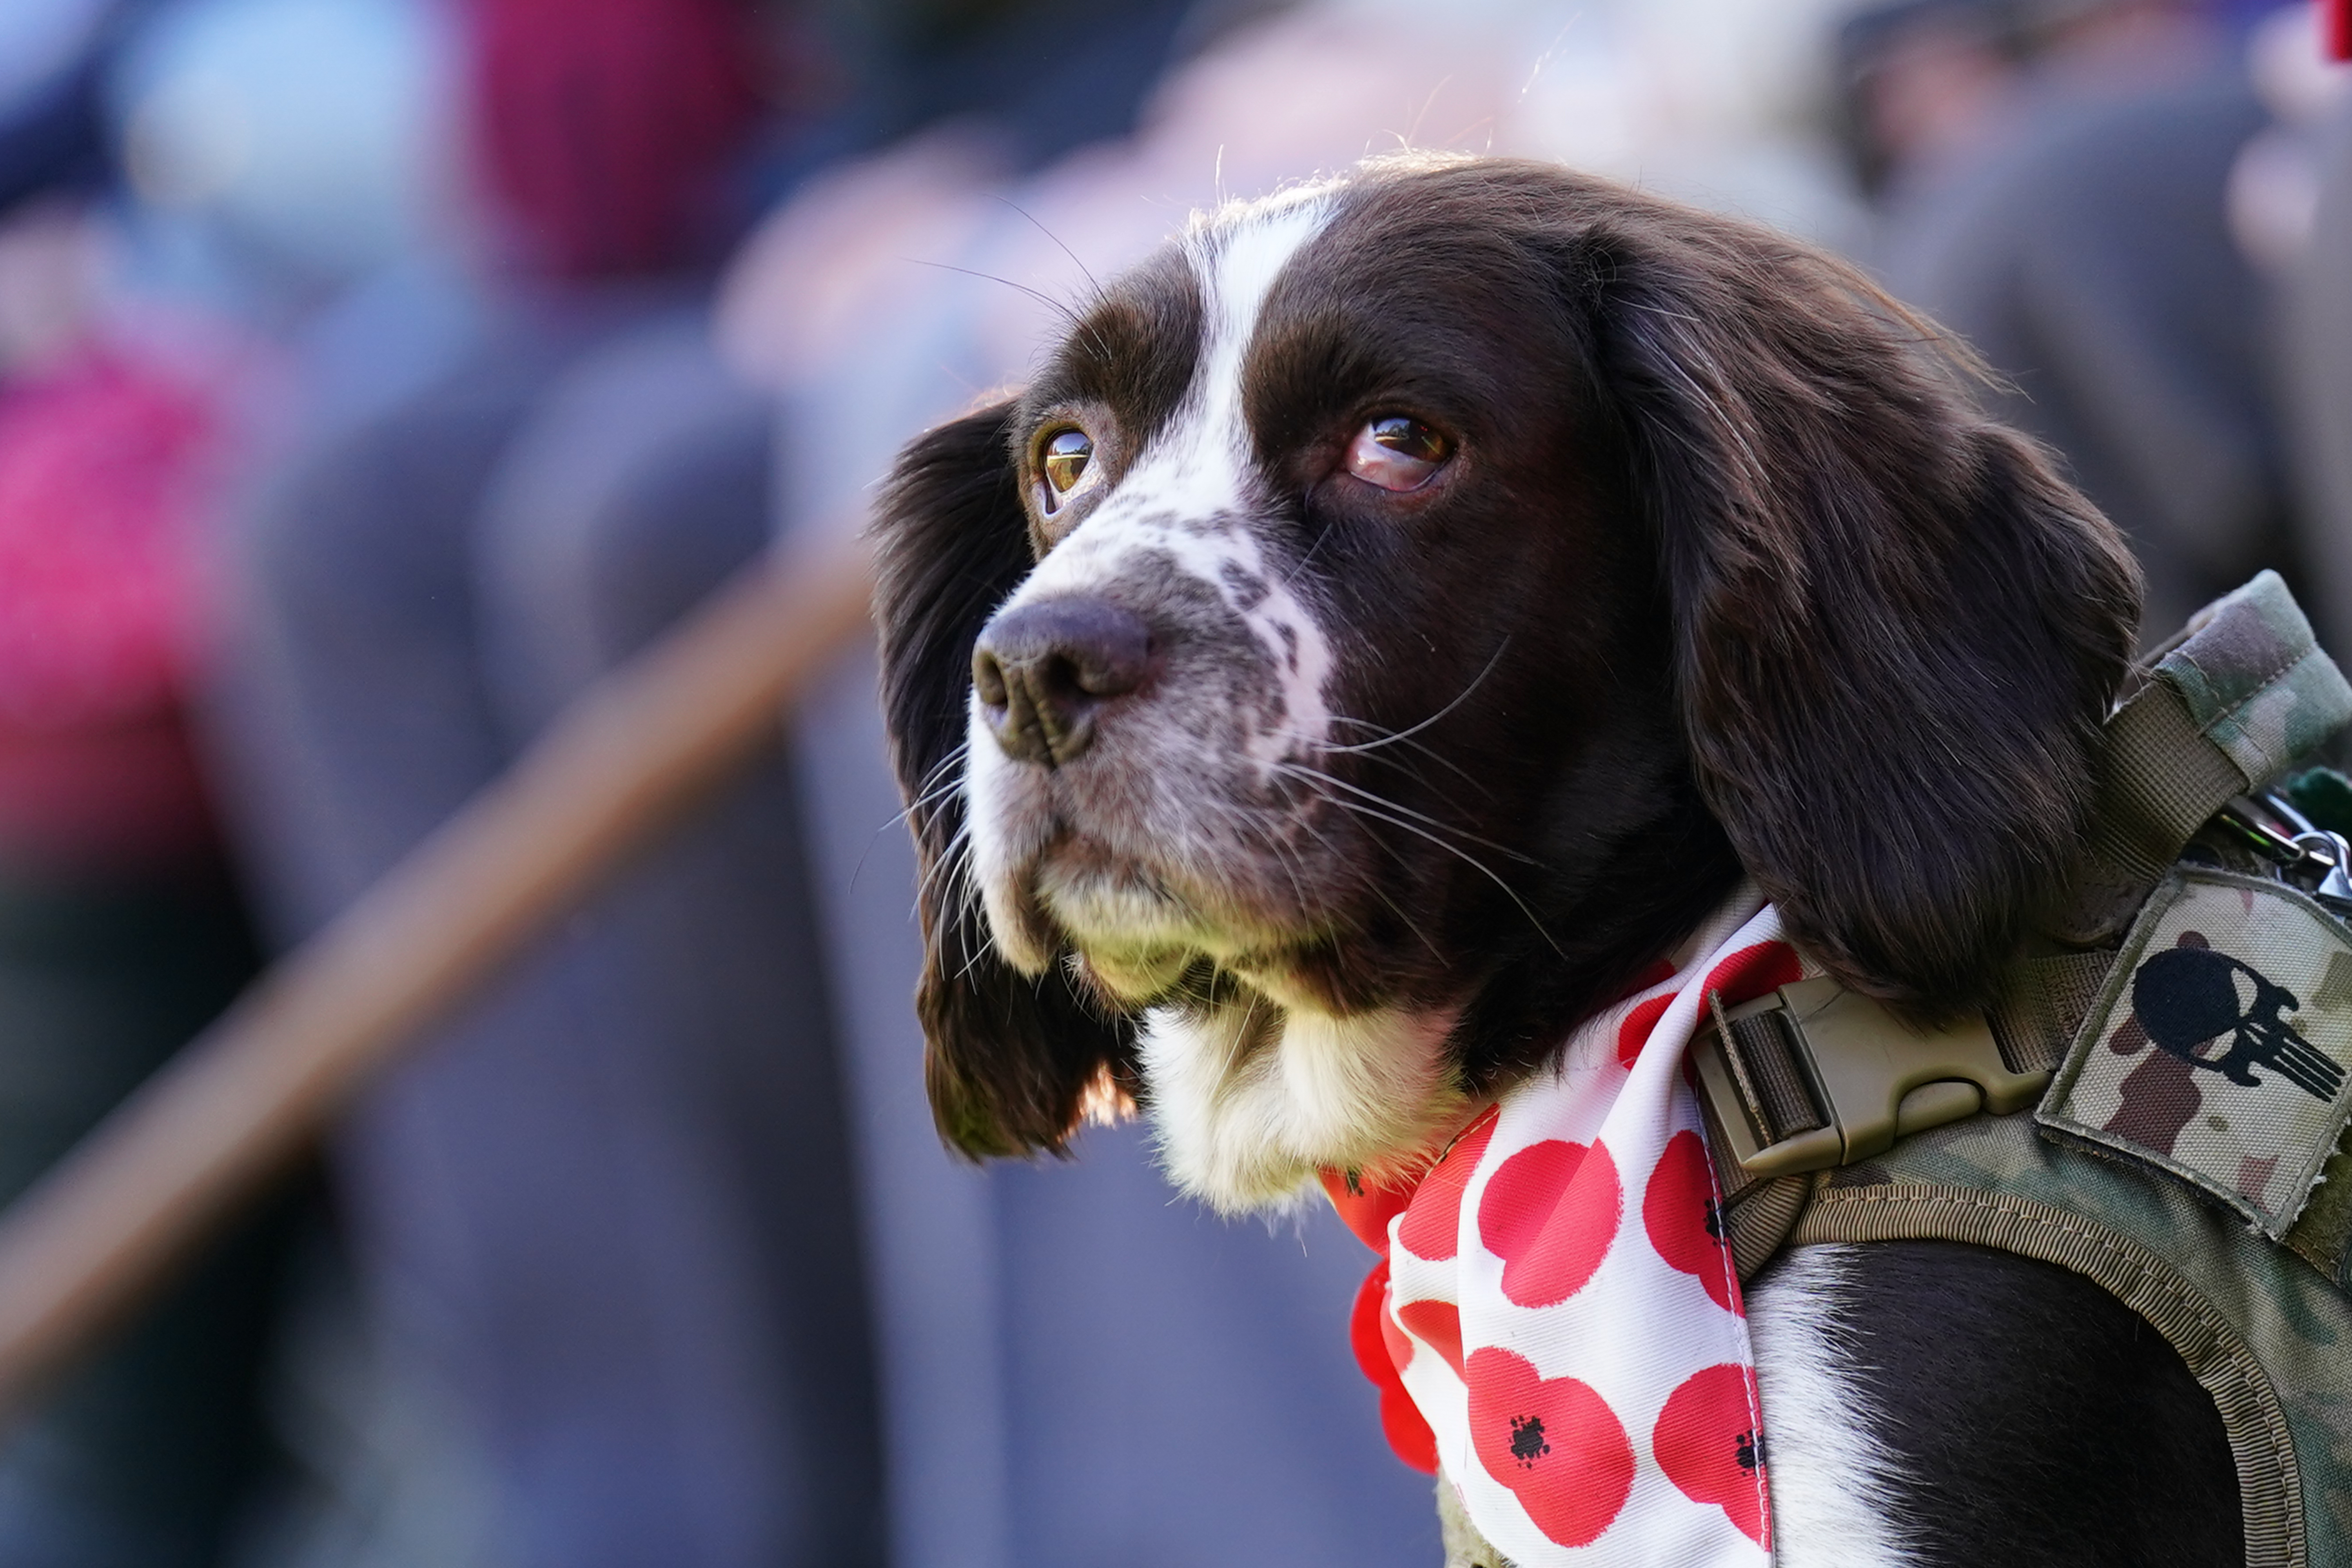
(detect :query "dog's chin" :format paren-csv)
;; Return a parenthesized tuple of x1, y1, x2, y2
(981, 838, 1469, 1209)
(1039, 853, 1205, 974)
(1140, 988, 1472, 1214)
(977, 846, 1200, 986)
(990, 836, 1319, 996)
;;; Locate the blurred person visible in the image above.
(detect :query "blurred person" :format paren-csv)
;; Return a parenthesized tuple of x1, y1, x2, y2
(1836, 0, 2236, 197)
(1860, 0, 2301, 638)
(2270, 11, 2352, 645)
(2223, 0, 2352, 271)
(1838, 0, 2020, 196)
(0, 235, 290, 1568)
(186, 2, 889, 1566)
(0, 15, 295, 1558)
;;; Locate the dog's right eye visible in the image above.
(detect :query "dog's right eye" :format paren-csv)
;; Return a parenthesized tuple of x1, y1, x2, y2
(1038, 427, 1098, 513)
(1347, 415, 1452, 492)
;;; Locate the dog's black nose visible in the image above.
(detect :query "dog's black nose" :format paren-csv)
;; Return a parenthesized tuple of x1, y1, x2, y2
(972, 598, 1152, 766)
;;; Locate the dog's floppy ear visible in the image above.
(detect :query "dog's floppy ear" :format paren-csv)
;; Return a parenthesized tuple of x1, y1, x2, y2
(1587, 204, 2142, 1009)
(871, 398, 1137, 1157)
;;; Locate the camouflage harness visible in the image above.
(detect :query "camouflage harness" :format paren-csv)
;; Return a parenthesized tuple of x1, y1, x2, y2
(1687, 572, 2352, 1568)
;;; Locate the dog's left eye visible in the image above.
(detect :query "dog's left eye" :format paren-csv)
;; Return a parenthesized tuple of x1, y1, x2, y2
(1038, 426, 1099, 514)
(1346, 416, 1452, 492)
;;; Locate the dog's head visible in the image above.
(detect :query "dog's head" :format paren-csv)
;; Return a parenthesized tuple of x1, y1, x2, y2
(873, 157, 2140, 1209)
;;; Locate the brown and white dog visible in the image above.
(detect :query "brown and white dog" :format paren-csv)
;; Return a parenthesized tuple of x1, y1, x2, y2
(871, 156, 2239, 1565)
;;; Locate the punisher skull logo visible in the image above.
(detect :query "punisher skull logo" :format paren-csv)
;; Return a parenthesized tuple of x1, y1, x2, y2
(2131, 945, 2347, 1102)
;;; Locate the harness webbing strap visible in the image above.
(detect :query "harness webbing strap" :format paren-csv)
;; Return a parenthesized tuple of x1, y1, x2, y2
(2064, 680, 2249, 941)
(1698, 1056, 1813, 1283)
(2056, 571, 2352, 944)
(1702, 950, 2113, 1277)
(1988, 950, 2115, 1075)
(2283, 1137, 2352, 1290)
(1717, 1005, 1826, 1145)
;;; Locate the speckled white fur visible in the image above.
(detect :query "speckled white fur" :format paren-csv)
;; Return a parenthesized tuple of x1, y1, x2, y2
(963, 190, 1481, 1210)
(984, 192, 1338, 774)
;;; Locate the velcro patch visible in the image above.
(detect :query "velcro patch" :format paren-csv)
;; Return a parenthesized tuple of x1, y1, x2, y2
(2039, 867, 2352, 1238)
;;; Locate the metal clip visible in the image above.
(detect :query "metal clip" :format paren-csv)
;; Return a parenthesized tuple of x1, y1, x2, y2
(2292, 830, 2352, 914)
(1691, 979, 2053, 1178)
(2229, 794, 2352, 916)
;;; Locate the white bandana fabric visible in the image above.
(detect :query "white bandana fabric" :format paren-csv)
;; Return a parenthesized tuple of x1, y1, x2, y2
(1328, 893, 1808, 1566)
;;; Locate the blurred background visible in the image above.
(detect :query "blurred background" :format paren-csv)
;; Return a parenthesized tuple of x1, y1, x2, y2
(0, 0, 2344, 1563)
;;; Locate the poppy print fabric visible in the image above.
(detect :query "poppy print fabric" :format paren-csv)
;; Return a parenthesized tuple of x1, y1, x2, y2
(1331, 893, 1792, 1566)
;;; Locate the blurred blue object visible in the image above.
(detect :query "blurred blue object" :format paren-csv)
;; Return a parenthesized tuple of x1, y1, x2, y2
(106, 0, 457, 295)
(0, 0, 142, 214)
(0, 0, 114, 112)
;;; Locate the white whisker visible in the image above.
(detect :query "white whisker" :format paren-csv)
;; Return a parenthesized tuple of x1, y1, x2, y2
(1273, 760, 1537, 865)
(1320, 637, 1510, 758)
(1273, 766, 1563, 958)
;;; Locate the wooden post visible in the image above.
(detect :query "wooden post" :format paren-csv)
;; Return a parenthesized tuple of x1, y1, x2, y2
(0, 537, 875, 1420)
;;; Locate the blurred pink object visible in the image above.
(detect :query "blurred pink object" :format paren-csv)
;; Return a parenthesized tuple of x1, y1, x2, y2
(0, 353, 224, 869)
(466, 0, 764, 277)
(2329, 0, 2349, 62)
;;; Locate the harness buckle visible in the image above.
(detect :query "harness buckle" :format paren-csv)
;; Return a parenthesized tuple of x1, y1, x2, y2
(1692, 979, 2053, 1178)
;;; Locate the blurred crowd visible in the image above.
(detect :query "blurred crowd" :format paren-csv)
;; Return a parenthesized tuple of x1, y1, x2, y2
(0, 0, 2346, 1564)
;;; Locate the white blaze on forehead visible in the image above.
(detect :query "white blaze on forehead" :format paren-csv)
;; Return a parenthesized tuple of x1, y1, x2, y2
(1161, 191, 1335, 513)
(1007, 190, 1339, 767)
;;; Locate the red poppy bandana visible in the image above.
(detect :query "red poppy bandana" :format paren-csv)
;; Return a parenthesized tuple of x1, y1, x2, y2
(1326, 893, 1802, 1565)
